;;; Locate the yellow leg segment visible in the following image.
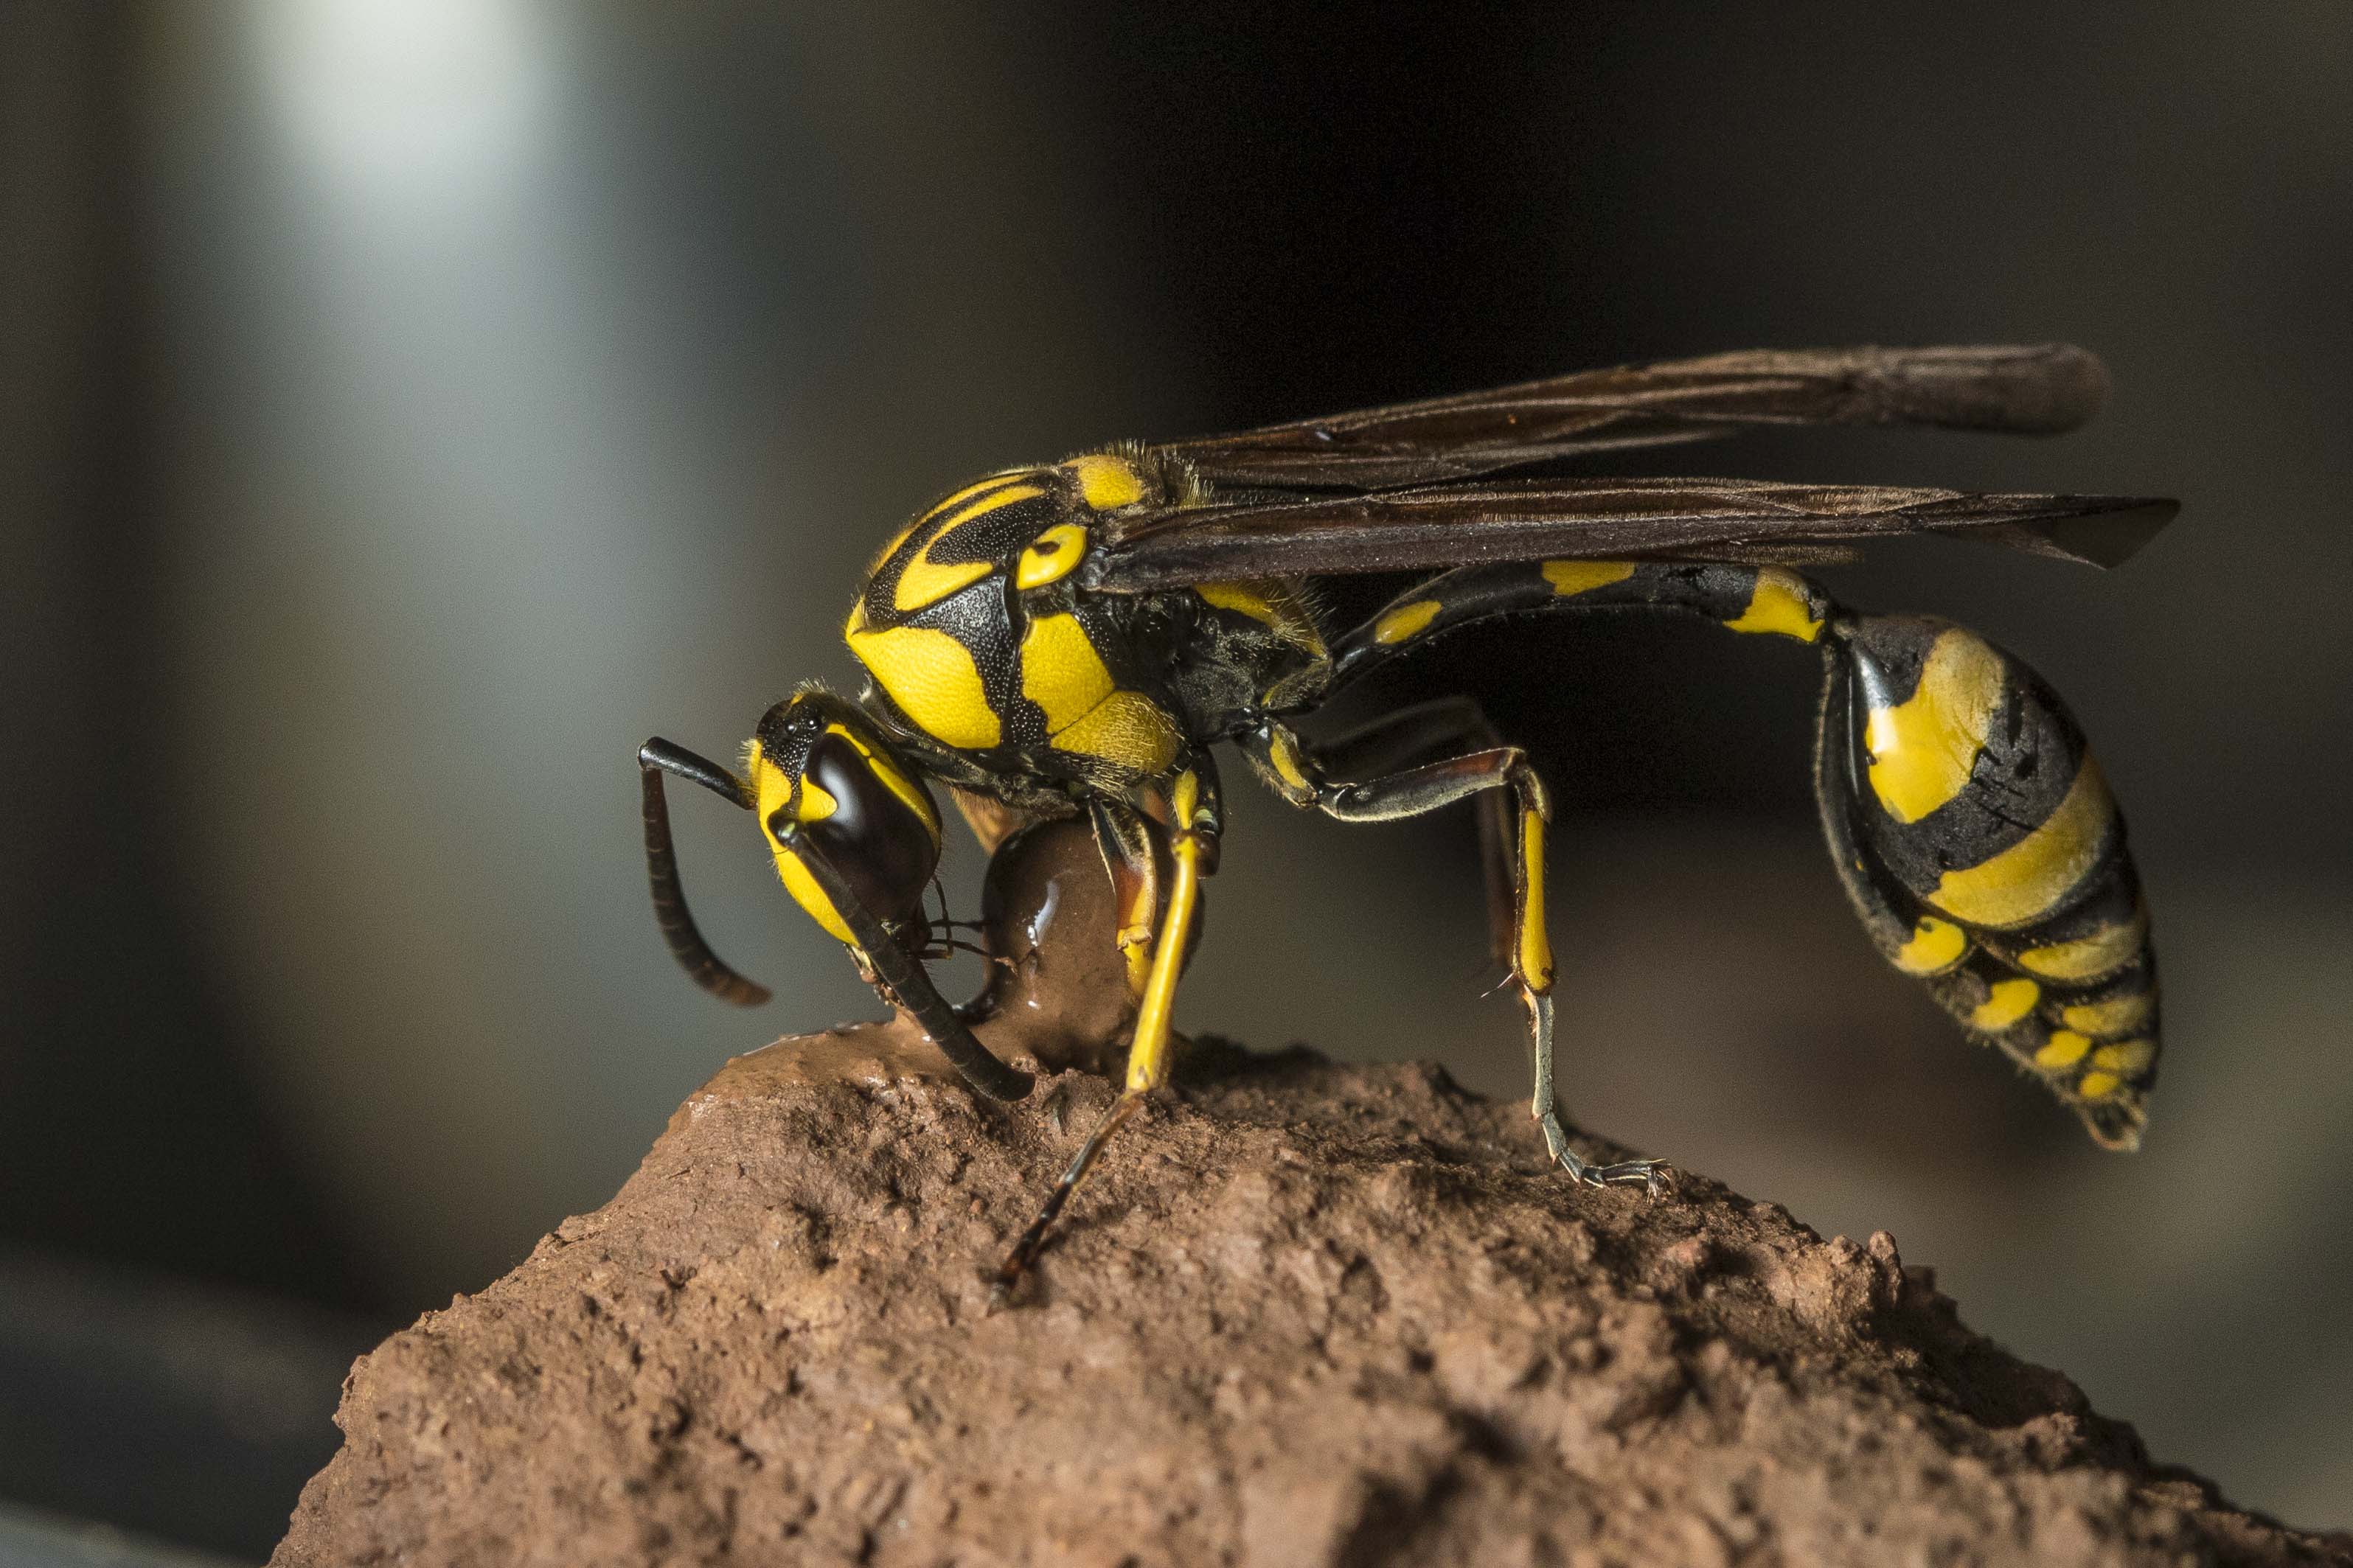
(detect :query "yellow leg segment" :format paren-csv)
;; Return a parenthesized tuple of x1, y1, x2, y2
(990, 770, 1209, 1307)
(1245, 714, 1666, 1196)
(1515, 804, 1669, 1195)
(1125, 771, 1204, 1093)
(1116, 891, 1157, 997)
(1516, 807, 1555, 993)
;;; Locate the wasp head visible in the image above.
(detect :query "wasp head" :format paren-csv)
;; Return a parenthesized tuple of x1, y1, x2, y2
(747, 690, 942, 946)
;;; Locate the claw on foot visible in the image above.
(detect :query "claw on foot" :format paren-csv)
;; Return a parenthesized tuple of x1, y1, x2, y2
(1566, 1156, 1672, 1198)
(1537, 1112, 1672, 1196)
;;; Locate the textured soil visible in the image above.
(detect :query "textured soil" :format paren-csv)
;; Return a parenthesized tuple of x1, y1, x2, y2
(274, 823, 2349, 1566)
(274, 1036, 2348, 1567)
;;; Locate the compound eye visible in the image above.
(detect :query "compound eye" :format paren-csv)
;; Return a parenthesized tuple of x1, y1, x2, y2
(793, 729, 940, 924)
(1015, 523, 1088, 590)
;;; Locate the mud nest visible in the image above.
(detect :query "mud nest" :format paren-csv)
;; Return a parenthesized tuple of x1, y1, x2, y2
(274, 1031, 2346, 1567)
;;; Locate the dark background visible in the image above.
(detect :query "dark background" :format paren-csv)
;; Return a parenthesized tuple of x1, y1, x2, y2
(5, 4, 2349, 1559)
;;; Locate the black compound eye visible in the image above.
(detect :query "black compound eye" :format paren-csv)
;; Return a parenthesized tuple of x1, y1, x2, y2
(799, 731, 939, 924)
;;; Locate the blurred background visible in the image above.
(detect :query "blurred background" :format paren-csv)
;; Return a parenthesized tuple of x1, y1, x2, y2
(4, 3, 2349, 1559)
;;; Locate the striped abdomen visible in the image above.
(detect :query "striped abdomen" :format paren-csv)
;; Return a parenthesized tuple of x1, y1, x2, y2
(1815, 615, 2158, 1148)
(1323, 557, 2161, 1148)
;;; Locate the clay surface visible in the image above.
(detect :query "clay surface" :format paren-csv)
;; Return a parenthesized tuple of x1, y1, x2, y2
(275, 1034, 2347, 1567)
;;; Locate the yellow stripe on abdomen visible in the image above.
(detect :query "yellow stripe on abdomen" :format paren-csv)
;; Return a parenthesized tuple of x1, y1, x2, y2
(2090, 1038, 2156, 1076)
(1373, 599, 1441, 645)
(1864, 629, 2004, 823)
(2034, 1030, 2092, 1070)
(1724, 567, 1825, 642)
(1928, 759, 2114, 929)
(1541, 560, 1636, 598)
(2017, 902, 2147, 981)
(1893, 916, 1968, 975)
(1968, 978, 2040, 1031)
(2062, 992, 2154, 1037)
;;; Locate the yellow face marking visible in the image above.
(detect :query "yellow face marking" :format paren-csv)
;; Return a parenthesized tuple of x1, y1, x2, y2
(846, 624, 1002, 749)
(2062, 992, 2154, 1038)
(775, 853, 855, 944)
(1015, 522, 1089, 590)
(1724, 567, 1824, 641)
(751, 753, 790, 822)
(1050, 690, 1181, 775)
(2074, 1070, 2124, 1101)
(751, 755, 855, 944)
(1968, 977, 2040, 1031)
(1020, 612, 1116, 733)
(1893, 916, 1967, 975)
(1864, 629, 2005, 823)
(891, 483, 1046, 612)
(1066, 452, 1146, 511)
(1541, 560, 1636, 597)
(1928, 759, 2113, 929)
(2090, 1038, 2156, 1076)
(2034, 1030, 2092, 1070)
(2018, 902, 2148, 981)
(822, 722, 937, 835)
(1517, 809, 1554, 992)
(750, 751, 834, 826)
(1373, 599, 1442, 645)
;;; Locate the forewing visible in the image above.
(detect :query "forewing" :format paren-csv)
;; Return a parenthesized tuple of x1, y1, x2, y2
(1085, 477, 2175, 592)
(1156, 344, 2110, 490)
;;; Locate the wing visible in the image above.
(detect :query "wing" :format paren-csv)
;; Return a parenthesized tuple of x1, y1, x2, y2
(1085, 477, 2176, 593)
(1155, 343, 2112, 491)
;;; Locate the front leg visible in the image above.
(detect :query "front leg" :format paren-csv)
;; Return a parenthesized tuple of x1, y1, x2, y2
(990, 762, 1220, 1306)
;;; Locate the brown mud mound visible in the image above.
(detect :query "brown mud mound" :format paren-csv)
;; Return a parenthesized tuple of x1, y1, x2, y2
(274, 1039, 2347, 1567)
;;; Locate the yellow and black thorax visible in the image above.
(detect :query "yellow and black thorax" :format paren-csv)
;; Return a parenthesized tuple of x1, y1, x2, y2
(843, 450, 1330, 795)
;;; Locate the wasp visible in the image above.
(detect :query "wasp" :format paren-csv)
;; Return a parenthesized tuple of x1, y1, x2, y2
(639, 343, 2175, 1297)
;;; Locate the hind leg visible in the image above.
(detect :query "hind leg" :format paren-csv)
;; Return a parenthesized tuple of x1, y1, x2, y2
(1241, 711, 1667, 1192)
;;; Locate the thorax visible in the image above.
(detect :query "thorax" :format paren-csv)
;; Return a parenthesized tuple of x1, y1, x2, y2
(845, 454, 1240, 795)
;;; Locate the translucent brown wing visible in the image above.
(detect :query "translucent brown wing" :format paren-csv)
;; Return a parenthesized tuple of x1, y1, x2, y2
(1085, 477, 2176, 593)
(1155, 343, 2112, 491)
